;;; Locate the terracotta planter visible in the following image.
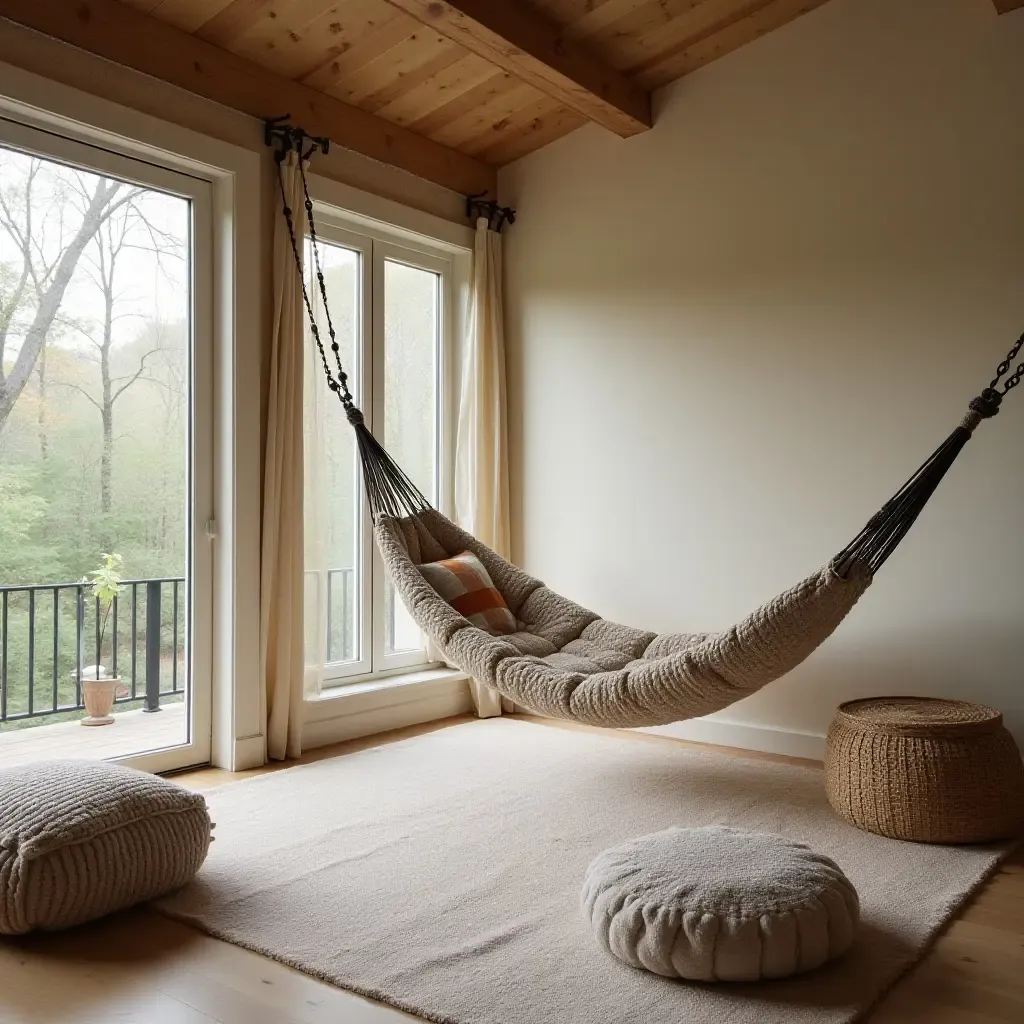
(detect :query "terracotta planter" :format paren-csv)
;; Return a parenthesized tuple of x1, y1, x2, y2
(81, 677, 120, 726)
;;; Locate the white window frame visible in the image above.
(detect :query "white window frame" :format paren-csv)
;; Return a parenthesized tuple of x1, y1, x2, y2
(0, 61, 263, 771)
(0, 114, 214, 773)
(309, 211, 457, 687)
(371, 238, 452, 676)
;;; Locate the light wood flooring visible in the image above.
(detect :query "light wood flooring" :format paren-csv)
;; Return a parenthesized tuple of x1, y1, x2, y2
(0, 715, 1021, 1024)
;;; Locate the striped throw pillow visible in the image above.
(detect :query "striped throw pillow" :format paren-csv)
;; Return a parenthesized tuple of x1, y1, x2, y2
(419, 550, 517, 636)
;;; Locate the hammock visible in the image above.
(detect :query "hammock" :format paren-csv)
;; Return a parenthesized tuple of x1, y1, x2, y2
(270, 124, 1021, 728)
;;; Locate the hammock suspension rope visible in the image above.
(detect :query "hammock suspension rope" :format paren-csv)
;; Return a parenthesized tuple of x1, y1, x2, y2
(270, 119, 1019, 581)
(264, 119, 1023, 728)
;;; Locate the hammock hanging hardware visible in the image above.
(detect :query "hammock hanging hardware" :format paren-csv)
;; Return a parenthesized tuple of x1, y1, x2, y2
(268, 119, 432, 521)
(834, 337, 1020, 577)
(268, 120, 1020, 728)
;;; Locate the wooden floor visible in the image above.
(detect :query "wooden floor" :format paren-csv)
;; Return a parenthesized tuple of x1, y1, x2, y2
(0, 715, 1021, 1024)
(0, 701, 187, 770)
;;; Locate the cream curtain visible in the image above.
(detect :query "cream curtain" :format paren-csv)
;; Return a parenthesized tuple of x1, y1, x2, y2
(455, 217, 513, 718)
(260, 152, 306, 761)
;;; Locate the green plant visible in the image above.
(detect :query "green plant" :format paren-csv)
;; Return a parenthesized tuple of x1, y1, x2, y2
(84, 552, 123, 680)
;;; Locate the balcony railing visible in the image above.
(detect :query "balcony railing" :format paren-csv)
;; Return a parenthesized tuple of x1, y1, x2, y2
(326, 567, 355, 663)
(324, 567, 415, 665)
(0, 577, 185, 725)
(2, 565, 398, 726)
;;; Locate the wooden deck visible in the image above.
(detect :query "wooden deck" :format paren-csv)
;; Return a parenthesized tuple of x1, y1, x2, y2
(0, 701, 187, 769)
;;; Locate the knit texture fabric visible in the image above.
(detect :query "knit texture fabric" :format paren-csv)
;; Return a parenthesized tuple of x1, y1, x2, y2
(582, 826, 859, 981)
(376, 510, 872, 727)
(0, 759, 212, 934)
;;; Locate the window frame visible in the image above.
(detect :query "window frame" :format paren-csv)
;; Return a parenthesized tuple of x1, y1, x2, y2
(308, 222, 374, 683)
(0, 59, 264, 771)
(0, 113, 214, 773)
(308, 207, 460, 690)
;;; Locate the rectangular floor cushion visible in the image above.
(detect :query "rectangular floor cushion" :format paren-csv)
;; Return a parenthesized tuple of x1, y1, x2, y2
(0, 759, 211, 934)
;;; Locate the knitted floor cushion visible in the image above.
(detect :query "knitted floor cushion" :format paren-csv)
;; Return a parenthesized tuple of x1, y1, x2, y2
(581, 826, 859, 982)
(0, 759, 212, 934)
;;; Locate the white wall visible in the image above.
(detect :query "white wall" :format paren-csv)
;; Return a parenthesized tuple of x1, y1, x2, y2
(499, 0, 1024, 757)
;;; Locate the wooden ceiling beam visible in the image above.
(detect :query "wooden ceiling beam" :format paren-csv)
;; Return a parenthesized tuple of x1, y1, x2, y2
(381, 0, 651, 138)
(0, 0, 496, 196)
(992, 0, 1024, 12)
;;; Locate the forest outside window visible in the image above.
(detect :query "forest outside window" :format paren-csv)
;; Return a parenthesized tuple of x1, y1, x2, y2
(0, 111, 214, 771)
(303, 214, 452, 692)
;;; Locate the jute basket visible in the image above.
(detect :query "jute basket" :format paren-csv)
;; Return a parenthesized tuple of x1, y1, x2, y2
(825, 696, 1024, 844)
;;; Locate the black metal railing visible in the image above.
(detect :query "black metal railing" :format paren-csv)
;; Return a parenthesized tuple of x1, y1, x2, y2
(325, 567, 355, 663)
(322, 567, 413, 663)
(0, 576, 185, 725)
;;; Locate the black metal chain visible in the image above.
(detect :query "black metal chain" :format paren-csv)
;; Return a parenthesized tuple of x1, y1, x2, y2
(270, 132, 430, 521)
(964, 330, 1024, 420)
(272, 115, 1020, 440)
(989, 331, 1024, 396)
(297, 160, 351, 401)
(274, 151, 362, 424)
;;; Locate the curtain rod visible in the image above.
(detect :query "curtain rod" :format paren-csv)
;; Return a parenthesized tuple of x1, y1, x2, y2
(466, 192, 515, 233)
(265, 117, 515, 231)
(264, 116, 330, 162)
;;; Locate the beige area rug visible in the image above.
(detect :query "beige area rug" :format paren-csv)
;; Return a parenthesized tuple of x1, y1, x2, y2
(154, 718, 1007, 1024)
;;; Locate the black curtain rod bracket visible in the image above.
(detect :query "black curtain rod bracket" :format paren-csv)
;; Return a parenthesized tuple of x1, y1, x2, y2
(265, 116, 330, 162)
(466, 192, 516, 233)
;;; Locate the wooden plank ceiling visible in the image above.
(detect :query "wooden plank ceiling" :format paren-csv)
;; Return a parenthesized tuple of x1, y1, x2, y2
(109, 0, 831, 169)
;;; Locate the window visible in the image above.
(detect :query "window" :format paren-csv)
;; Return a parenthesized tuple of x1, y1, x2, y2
(0, 114, 213, 772)
(304, 214, 453, 690)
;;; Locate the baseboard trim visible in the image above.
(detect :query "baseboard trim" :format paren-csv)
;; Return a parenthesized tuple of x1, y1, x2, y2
(231, 734, 266, 772)
(639, 718, 827, 761)
(302, 675, 474, 750)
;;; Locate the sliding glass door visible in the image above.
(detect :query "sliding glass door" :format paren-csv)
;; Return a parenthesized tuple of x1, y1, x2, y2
(0, 117, 212, 772)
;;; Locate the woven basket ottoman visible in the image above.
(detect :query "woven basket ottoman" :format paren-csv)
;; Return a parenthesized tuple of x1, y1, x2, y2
(825, 697, 1024, 844)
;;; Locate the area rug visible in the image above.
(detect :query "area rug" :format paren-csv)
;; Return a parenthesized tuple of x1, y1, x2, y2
(154, 717, 1008, 1023)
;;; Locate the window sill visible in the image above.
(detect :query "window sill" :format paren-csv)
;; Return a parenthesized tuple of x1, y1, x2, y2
(312, 662, 452, 700)
(301, 667, 474, 749)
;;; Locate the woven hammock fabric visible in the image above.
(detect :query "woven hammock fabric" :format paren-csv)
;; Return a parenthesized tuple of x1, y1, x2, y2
(377, 510, 872, 728)
(267, 128, 1019, 730)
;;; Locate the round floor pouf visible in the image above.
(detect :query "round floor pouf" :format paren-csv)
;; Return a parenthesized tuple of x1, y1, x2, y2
(825, 697, 1024, 844)
(581, 826, 859, 982)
